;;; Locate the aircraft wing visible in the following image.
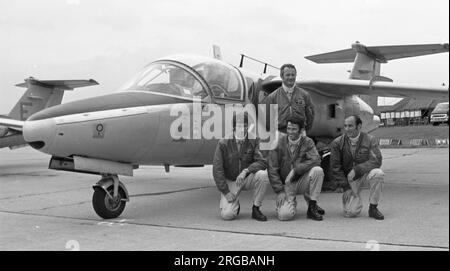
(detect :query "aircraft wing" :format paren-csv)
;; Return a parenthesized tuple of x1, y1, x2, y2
(297, 79, 449, 99)
(15, 78, 99, 90)
(0, 118, 24, 132)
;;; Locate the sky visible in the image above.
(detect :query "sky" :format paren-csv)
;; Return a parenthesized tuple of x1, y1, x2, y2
(0, 0, 448, 112)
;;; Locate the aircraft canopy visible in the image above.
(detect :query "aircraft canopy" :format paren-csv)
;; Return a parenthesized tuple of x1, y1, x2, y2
(121, 55, 243, 100)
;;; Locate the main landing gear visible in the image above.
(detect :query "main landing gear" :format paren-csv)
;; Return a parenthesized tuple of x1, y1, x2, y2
(92, 174, 130, 219)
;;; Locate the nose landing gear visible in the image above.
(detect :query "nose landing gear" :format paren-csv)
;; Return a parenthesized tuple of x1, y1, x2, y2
(92, 174, 129, 219)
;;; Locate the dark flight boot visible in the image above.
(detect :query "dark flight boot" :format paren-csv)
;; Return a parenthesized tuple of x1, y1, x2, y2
(307, 201, 323, 221)
(252, 205, 267, 221)
(316, 205, 325, 215)
(369, 204, 384, 220)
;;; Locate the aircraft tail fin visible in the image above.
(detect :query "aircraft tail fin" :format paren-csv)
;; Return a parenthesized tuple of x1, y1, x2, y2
(8, 77, 98, 121)
(305, 42, 449, 111)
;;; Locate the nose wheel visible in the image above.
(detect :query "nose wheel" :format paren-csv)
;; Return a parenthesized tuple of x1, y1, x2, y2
(92, 175, 129, 219)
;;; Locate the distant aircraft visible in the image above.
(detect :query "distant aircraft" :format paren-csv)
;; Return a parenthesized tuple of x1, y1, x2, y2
(0, 77, 98, 149)
(0, 42, 448, 219)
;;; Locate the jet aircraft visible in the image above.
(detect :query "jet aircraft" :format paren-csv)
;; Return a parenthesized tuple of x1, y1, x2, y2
(0, 42, 448, 219)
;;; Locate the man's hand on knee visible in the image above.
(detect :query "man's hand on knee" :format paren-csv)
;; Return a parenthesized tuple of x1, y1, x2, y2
(276, 192, 287, 207)
(225, 192, 236, 203)
(235, 169, 248, 187)
(347, 169, 355, 182)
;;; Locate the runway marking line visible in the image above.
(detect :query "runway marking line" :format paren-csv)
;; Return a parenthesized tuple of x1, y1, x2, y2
(0, 209, 448, 250)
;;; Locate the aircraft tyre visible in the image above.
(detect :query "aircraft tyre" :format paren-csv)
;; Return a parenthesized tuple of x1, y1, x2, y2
(93, 186, 126, 219)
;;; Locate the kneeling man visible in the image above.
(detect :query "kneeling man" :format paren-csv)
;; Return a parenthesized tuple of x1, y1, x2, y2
(268, 116, 325, 221)
(213, 114, 270, 221)
(330, 115, 385, 220)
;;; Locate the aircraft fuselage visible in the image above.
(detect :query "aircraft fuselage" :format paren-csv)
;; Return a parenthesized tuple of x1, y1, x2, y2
(23, 90, 378, 166)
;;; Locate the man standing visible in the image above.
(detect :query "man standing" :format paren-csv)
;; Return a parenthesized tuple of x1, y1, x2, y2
(268, 116, 325, 221)
(265, 64, 315, 133)
(330, 115, 385, 220)
(213, 114, 270, 221)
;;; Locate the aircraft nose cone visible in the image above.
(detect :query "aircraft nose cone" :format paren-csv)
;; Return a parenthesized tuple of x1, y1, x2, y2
(23, 118, 56, 151)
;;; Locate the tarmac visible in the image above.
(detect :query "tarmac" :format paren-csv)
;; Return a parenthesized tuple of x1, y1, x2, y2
(0, 147, 448, 251)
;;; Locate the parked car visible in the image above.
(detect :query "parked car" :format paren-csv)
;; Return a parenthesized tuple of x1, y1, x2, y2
(430, 102, 449, 126)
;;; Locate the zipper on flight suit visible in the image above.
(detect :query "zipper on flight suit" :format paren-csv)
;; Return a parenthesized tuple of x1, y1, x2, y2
(288, 92, 293, 116)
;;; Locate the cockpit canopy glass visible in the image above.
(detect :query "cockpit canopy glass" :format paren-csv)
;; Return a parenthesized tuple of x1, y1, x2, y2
(120, 62, 208, 98)
(121, 55, 243, 100)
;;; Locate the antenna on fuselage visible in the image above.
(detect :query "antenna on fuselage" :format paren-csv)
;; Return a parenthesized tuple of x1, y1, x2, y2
(238, 54, 280, 74)
(212, 45, 223, 60)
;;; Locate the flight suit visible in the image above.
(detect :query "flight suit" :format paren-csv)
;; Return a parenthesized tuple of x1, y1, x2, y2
(213, 138, 270, 220)
(268, 134, 324, 221)
(330, 132, 385, 217)
(264, 85, 315, 133)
